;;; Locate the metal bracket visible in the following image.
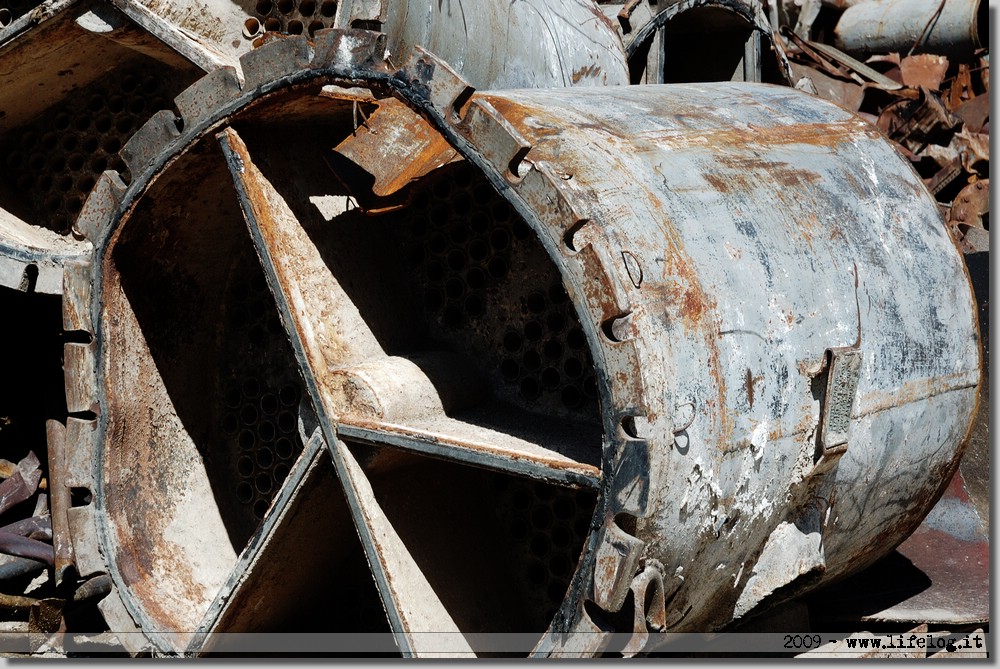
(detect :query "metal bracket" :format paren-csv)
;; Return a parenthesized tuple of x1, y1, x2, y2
(817, 346, 863, 456)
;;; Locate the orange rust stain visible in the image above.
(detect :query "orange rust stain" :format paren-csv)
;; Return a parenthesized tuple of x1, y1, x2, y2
(797, 213, 819, 253)
(679, 284, 706, 323)
(656, 260, 710, 327)
(479, 96, 563, 143)
(793, 406, 819, 438)
(767, 426, 786, 443)
(571, 64, 602, 84)
(585, 0, 620, 35)
(704, 173, 730, 193)
(707, 155, 822, 195)
(701, 121, 875, 149)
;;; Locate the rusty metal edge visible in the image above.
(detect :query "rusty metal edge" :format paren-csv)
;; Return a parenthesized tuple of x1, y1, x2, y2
(186, 429, 327, 654)
(218, 128, 419, 656)
(83, 29, 393, 654)
(0, 0, 226, 292)
(0, 241, 84, 295)
(0, 0, 80, 50)
(106, 0, 230, 75)
(335, 422, 601, 489)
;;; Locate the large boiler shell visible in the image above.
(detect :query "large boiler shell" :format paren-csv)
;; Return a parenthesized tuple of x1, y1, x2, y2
(465, 84, 981, 638)
(120, 0, 630, 88)
(377, 0, 629, 89)
(70, 37, 980, 653)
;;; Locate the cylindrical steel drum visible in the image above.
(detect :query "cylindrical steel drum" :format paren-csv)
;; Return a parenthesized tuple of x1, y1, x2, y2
(64, 34, 978, 656)
(835, 0, 985, 59)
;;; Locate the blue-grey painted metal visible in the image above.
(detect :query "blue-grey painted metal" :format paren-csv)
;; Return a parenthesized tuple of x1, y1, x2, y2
(376, 0, 629, 89)
(835, 0, 984, 59)
(465, 82, 980, 648)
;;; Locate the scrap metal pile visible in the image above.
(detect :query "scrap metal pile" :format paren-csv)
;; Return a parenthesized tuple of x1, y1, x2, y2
(775, 0, 990, 254)
(0, 0, 988, 658)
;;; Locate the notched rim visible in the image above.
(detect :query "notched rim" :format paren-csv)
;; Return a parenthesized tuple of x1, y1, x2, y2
(73, 28, 650, 654)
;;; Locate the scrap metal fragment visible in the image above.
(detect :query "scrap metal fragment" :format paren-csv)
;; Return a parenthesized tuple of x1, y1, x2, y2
(783, 27, 903, 89)
(72, 574, 113, 604)
(0, 515, 51, 541)
(952, 93, 989, 133)
(877, 88, 961, 154)
(953, 129, 990, 174)
(28, 597, 63, 634)
(0, 452, 41, 515)
(788, 61, 864, 109)
(948, 179, 989, 253)
(925, 156, 965, 196)
(329, 98, 459, 212)
(0, 531, 54, 565)
(899, 54, 951, 90)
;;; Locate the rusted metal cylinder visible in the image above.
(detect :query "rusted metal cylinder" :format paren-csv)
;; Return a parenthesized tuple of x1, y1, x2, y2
(68, 34, 978, 656)
(122, 0, 629, 88)
(834, 0, 985, 59)
(616, 0, 792, 85)
(465, 83, 980, 648)
(378, 0, 628, 88)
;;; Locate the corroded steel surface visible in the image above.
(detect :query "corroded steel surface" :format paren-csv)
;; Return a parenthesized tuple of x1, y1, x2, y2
(379, 0, 629, 89)
(0, 0, 986, 655)
(0, 0, 628, 295)
(464, 82, 980, 645)
(123, 0, 629, 88)
(58, 32, 980, 655)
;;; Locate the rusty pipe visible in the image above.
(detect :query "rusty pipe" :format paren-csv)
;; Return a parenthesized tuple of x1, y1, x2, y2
(0, 515, 52, 541)
(834, 0, 985, 59)
(0, 592, 38, 612)
(0, 530, 54, 565)
(46, 419, 74, 585)
(72, 574, 113, 604)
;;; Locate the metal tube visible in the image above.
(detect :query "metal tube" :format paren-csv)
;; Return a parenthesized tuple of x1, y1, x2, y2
(835, 0, 984, 59)
(0, 530, 54, 565)
(0, 555, 46, 582)
(64, 35, 983, 651)
(0, 515, 52, 541)
(46, 420, 75, 585)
